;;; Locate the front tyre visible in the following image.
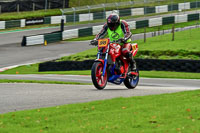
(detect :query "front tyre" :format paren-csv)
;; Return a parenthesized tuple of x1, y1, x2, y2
(124, 67, 139, 89)
(91, 62, 108, 90)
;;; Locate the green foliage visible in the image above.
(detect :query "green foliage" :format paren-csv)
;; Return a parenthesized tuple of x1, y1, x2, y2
(1, 90, 200, 132)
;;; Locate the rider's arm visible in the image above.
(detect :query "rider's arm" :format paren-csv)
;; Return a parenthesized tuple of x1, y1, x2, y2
(95, 23, 108, 40)
(121, 20, 132, 41)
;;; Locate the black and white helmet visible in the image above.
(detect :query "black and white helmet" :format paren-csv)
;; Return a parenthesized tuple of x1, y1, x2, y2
(107, 14, 120, 31)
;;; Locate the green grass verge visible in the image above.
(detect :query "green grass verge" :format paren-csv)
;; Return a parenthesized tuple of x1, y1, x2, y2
(0, 79, 90, 85)
(136, 27, 200, 60)
(66, 27, 200, 60)
(1, 64, 200, 79)
(1, 90, 200, 132)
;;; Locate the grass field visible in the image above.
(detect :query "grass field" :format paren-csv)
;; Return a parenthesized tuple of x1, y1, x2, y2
(66, 27, 200, 60)
(0, 89, 200, 132)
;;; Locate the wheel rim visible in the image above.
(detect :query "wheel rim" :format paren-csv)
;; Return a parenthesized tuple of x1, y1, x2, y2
(129, 69, 139, 87)
(96, 63, 107, 87)
(130, 75, 139, 86)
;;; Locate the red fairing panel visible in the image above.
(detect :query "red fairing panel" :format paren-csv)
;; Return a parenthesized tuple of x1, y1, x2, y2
(109, 43, 121, 62)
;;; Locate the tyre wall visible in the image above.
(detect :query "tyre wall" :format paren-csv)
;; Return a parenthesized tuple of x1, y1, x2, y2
(39, 59, 200, 73)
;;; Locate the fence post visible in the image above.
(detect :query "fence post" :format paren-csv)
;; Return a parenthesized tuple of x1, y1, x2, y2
(144, 27, 146, 43)
(63, 0, 65, 9)
(102, 4, 106, 19)
(87, 5, 91, 21)
(115, 2, 119, 10)
(184, 0, 185, 14)
(171, 0, 173, 16)
(72, 7, 76, 24)
(45, 0, 47, 10)
(196, 0, 198, 13)
(49, 2, 51, 9)
(157, 0, 159, 13)
(130, 1, 134, 8)
(33, 2, 35, 11)
(61, 19, 64, 32)
(60, 9, 65, 32)
(172, 25, 175, 41)
(144, 0, 146, 14)
(17, 3, 19, 12)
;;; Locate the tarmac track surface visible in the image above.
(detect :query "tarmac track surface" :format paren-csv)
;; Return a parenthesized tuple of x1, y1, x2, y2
(0, 41, 91, 68)
(0, 75, 199, 114)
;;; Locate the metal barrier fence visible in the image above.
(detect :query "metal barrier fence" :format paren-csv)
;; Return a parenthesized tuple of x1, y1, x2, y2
(61, 1, 200, 23)
(0, 0, 69, 13)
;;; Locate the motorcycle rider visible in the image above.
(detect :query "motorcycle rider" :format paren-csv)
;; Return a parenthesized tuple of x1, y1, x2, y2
(90, 13, 136, 71)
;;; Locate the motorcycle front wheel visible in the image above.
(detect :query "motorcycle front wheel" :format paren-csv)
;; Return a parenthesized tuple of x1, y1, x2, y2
(91, 62, 108, 90)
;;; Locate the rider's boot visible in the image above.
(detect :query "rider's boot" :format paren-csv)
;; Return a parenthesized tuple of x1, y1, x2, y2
(130, 59, 136, 71)
(126, 52, 136, 72)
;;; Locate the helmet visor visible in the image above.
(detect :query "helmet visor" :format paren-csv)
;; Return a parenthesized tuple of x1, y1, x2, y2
(108, 22, 116, 30)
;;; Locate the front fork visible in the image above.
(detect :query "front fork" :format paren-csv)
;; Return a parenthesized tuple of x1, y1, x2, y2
(96, 45, 110, 76)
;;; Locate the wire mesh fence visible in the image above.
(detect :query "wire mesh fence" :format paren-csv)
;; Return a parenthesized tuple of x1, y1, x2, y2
(0, 0, 69, 13)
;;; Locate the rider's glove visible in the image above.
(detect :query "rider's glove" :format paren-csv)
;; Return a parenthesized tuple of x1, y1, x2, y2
(117, 38, 126, 43)
(90, 39, 98, 46)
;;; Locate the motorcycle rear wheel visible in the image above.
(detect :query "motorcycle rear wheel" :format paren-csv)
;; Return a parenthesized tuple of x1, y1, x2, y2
(124, 67, 139, 89)
(91, 62, 108, 90)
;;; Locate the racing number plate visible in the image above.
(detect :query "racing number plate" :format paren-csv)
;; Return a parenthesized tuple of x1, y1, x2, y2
(98, 39, 109, 48)
(132, 43, 138, 51)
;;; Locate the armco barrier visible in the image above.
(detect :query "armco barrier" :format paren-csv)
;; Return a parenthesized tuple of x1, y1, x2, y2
(21, 12, 200, 46)
(21, 31, 62, 46)
(0, 1, 199, 30)
(38, 59, 200, 73)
